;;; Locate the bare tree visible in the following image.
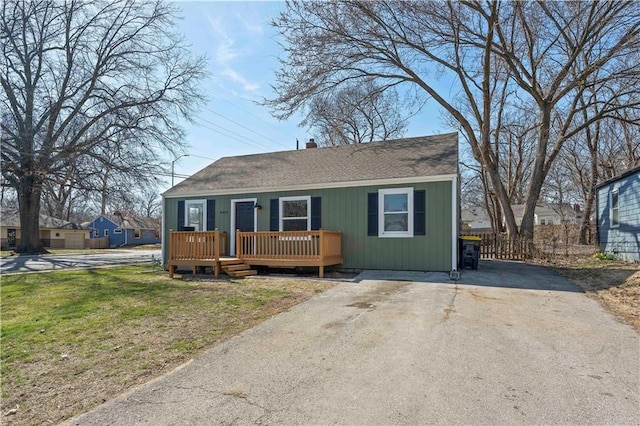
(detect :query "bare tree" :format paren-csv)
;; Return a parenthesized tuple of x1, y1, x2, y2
(0, 0, 205, 253)
(268, 1, 640, 243)
(301, 81, 408, 146)
(136, 188, 162, 218)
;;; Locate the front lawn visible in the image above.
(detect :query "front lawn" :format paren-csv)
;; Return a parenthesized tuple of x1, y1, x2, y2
(1, 267, 334, 425)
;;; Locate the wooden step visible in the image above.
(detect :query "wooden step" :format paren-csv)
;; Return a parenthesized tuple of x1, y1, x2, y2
(219, 259, 257, 278)
(230, 269, 258, 278)
(223, 263, 252, 272)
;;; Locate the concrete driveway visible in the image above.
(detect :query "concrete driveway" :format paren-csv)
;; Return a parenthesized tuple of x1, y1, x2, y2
(0, 249, 160, 274)
(68, 261, 639, 425)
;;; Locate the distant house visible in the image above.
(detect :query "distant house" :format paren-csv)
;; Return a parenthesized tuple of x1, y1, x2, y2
(1, 211, 90, 249)
(596, 165, 640, 262)
(84, 212, 161, 248)
(162, 133, 460, 272)
(461, 208, 492, 230)
(508, 203, 582, 227)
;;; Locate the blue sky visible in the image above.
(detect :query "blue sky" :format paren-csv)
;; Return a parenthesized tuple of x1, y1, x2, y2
(167, 1, 452, 190)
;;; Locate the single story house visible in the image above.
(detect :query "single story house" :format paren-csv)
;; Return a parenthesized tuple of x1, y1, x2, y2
(162, 133, 460, 272)
(84, 212, 161, 248)
(461, 208, 492, 231)
(508, 203, 582, 227)
(596, 164, 640, 262)
(1, 211, 90, 249)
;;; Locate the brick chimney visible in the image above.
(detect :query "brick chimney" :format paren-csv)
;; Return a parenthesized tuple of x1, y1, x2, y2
(306, 138, 317, 149)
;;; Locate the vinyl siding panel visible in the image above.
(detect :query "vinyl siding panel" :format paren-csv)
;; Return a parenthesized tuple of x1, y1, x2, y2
(597, 170, 640, 262)
(163, 180, 454, 271)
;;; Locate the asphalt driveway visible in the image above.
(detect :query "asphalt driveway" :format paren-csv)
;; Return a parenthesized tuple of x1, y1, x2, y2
(68, 261, 639, 425)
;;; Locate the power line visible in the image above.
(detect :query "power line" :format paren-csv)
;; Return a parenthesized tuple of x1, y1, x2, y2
(209, 93, 299, 140)
(200, 104, 292, 149)
(194, 117, 275, 153)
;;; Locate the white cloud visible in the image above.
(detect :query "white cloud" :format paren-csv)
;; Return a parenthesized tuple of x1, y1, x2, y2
(221, 68, 260, 92)
(205, 14, 239, 64)
(233, 10, 264, 35)
(204, 12, 261, 93)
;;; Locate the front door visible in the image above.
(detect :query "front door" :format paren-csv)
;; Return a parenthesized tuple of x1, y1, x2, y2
(232, 200, 256, 255)
(235, 201, 255, 233)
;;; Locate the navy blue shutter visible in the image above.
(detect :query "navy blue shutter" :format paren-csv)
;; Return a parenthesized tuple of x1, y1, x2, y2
(367, 193, 378, 236)
(177, 200, 185, 230)
(310, 197, 321, 230)
(414, 190, 425, 236)
(206, 199, 215, 230)
(270, 199, 279, 231)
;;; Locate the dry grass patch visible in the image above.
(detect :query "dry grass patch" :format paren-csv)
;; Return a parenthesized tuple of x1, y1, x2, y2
(544, 257, 640, 331)
(1, 267, 335, 425)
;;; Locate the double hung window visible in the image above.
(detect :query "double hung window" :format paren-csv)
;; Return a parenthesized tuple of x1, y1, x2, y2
(280, 196, 311, 231)
(185, 200, 206, 231)
(610, 190, 619, 227)
(378, 188, 413, 237)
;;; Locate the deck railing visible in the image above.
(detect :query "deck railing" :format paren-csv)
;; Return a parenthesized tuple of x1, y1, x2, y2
(169, 230, 227, 261)
(236, 230, 341, 261)
(167, 230, 341, 278)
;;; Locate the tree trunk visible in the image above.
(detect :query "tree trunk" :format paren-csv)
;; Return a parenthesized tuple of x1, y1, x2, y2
(579, 147, 599, 245)
(16, 175, 47, 254)
(520, 106, 553, 240)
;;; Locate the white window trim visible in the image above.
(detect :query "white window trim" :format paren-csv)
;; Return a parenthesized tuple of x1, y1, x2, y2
(113, 228, 123, 234)
(279, 195, 311, 232)
(104, 229, 109, 237)
(378, 187, 414, 238)
(185, 199, 207, 231)
(610, 189, 620, 228)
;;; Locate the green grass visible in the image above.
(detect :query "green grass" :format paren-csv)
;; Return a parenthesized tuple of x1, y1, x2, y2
(1, 266, 333, 425)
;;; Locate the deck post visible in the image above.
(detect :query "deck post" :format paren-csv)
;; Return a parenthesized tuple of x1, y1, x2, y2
(236, 229, 242, 259)
(214, 230, 220, 278)
(319, 230, 324, 278)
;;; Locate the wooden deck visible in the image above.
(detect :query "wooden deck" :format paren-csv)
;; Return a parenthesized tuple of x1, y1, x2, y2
(167, 230, 227, 278)
(236, 230, 342, 278)
(167, 230, 342, 278)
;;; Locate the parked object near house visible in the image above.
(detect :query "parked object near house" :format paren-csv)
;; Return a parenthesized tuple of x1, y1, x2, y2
(0, 211, 90, 249)
(84, 212, 161, 248)
(596, 164, 640, 262)
(162, 133, 460, 275)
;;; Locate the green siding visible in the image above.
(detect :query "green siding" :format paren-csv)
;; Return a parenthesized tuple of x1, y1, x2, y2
(163, 181, 453, 271)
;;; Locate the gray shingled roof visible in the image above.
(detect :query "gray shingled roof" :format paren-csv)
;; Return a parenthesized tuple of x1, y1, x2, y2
(1, 211, 85, 229)
(164, 133, 458, 197)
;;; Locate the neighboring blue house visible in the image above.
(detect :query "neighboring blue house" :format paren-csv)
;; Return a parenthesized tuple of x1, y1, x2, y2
(596, 164, 640, 262)
(84, 212, 161, 248)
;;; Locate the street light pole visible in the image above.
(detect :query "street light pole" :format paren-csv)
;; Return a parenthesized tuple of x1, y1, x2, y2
(171, 154, 189, 187)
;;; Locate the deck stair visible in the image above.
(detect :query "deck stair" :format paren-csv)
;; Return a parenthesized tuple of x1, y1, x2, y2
(220, 258, 257, 278)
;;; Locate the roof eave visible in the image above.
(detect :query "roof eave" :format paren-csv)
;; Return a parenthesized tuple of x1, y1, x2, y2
(163, 173, 458, 199)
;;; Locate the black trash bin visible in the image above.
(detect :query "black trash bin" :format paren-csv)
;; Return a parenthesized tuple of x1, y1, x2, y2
(459, 236, 481, 270)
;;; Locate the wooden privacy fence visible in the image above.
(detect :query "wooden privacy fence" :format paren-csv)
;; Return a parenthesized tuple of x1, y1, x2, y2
(236, 230, 343, 277)
(87, 237, 109, 249)
(460, 232, 533, 260)
(167, 230, 228, 277)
